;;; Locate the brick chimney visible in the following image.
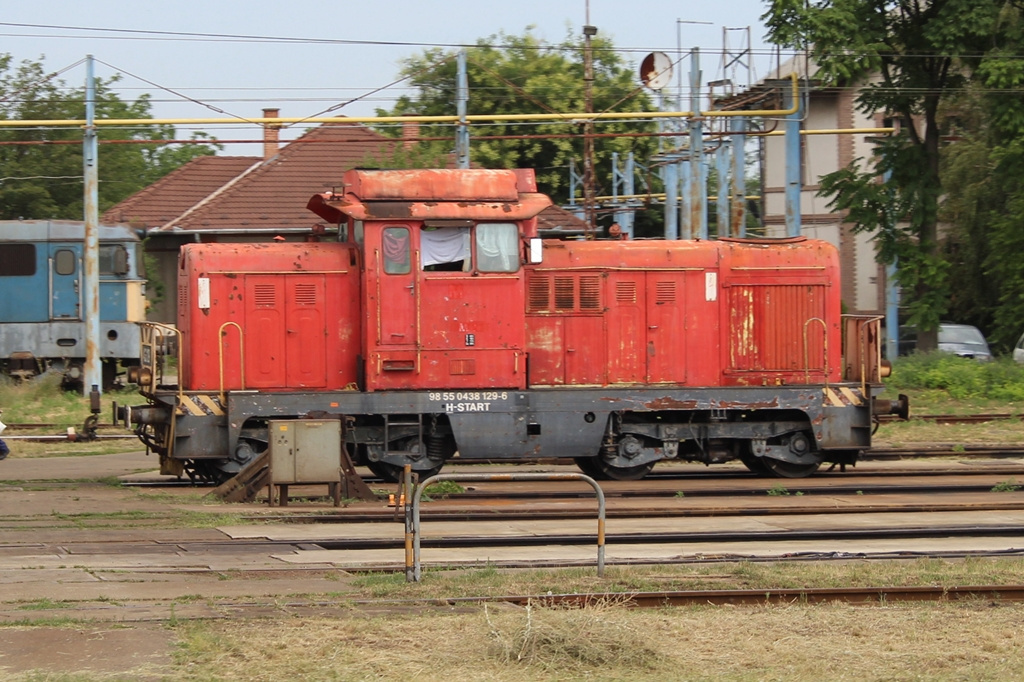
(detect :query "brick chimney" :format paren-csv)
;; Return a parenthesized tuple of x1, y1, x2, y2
(263, 108, 281, 159)
(401, 115, 420, 150)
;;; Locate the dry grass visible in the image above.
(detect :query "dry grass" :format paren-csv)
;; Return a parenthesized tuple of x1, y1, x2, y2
(874, 418, 1024, 448)
(344, 558, 1024, 601)
(167, 601, 1024, 681)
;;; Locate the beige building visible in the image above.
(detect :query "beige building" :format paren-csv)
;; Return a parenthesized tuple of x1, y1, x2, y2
(748, 56, 888, 315)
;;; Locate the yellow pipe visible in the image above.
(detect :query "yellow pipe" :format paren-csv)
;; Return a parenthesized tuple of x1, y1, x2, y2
(765, 127, 895, 136)
(0, 75, 802, 128)
(591, 193, 761, 202)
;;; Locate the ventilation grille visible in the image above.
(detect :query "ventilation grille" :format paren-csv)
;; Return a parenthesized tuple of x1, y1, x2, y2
(254, 284, 276, 307)
(293, 283, 317, 305)
(655, 280, 677, 304)
(729, 284, 826, 371)
(615, 281, 637, 304)
(528, 274, 602, 313)
(554, 277, 575, 309)
(178, 284, 188, 310)
(579, 276, 601, 310)
(528, 277, 550, 312)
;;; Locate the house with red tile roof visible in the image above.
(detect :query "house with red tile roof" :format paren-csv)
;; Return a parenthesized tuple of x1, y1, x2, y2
(103, 111, 589, 322)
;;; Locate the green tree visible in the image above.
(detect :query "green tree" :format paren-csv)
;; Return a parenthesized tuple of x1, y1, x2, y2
(0, 54, 219, 220)
(940, 4, 1024, 351)
(375, 28, 658, 217)
(762, 0, 1000, 351)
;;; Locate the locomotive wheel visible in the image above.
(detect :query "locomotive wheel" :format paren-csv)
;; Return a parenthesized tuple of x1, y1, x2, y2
(739, 452, 771, 476)
(366, 460, 443, 483)
(592, 459, 655, 481)
(367, 437, 444, 483)
(762, 457, 821, 478)
(574, 457, 609, 480)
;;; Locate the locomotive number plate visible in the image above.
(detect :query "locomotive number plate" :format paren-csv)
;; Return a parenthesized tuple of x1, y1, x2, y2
(429, 391, 508, 413)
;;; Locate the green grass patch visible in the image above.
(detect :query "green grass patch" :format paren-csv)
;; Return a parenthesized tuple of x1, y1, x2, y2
(885, 352, 1024, 402)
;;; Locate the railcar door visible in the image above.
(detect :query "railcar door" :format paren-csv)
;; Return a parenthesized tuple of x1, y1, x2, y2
(49, 244, 81, 319)
(376, 225, 417, 348)
(244, 274, 328, 389)
(645, 272, 687, 384)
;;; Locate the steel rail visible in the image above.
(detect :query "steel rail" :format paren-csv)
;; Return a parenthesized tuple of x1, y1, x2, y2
(435, 584, 1024, 608)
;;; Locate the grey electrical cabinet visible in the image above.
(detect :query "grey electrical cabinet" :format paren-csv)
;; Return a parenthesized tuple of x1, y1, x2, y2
(268, 420, 342, 484)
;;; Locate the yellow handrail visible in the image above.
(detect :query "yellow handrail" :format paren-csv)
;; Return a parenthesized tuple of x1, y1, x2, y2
(803, 317, 829, 386)
(141, 321, 183, 403)
(218, 322, 245, 404)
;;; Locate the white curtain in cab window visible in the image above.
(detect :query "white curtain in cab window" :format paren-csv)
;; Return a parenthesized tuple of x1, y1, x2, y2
(420, 227, 470, 267)
(476, 223, 519, 272)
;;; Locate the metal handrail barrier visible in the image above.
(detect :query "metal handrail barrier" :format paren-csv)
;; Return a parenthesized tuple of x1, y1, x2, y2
(408, 472, 606, 583)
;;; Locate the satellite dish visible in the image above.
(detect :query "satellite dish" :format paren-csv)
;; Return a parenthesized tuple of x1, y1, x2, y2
(640, 52, 673, 91)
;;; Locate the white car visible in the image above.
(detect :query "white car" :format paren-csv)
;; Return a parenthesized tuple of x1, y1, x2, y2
(1014, 332, 1024, 364)
(937, 323, 992, 362)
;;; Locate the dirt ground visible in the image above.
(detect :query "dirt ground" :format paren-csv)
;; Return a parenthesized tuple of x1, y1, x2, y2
(0, 450, 319, 679)
(4, 450, 1024, 679)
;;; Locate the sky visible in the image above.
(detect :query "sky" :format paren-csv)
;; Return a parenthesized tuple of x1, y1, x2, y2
(1, 1, 778, 155)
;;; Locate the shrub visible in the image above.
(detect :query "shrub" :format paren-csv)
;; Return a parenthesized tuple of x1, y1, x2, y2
(885, 352, 1024, 401)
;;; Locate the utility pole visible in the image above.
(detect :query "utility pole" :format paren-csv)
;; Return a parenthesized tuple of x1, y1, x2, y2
(83, 55, 101, 396)
(582, 11, 597, 236)
(456, 49, 470, 169)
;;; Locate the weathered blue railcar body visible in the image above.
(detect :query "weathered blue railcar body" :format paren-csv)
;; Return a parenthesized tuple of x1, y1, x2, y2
(0, 220, 147, 385)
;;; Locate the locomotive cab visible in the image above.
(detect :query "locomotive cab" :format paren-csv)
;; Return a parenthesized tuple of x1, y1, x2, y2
(310, 168, 551, 394)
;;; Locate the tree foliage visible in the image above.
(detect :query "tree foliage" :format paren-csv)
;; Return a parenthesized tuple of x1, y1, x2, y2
(0, 53, 220, 221)
(375, 28, 658, 213)
(762, 0, 1000, 350)
(941, 3, 1024, 351)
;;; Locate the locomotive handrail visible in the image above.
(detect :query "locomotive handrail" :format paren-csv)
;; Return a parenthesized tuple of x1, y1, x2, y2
(407, 471, 606, 583)
(141, 321, 184, 403)
(218, 321, 246, 403)
(843, 314, 884, 394)
(803, 317, 829, 386)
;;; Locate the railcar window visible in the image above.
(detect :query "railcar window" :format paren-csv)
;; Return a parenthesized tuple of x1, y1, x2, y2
(382, 227, 410, 274)
(99, 245, 130, 275)
(475, 223, 519, 272)
(422, 226, 471, 272)
(0, 244, 35, 276)
(54, 249, 76, 276)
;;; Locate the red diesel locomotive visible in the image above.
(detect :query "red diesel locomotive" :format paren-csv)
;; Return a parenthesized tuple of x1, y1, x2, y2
(123, 168, 904, 483)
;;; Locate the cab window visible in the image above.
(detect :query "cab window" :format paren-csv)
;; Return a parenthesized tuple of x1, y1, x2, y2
(382, 227, 410, 274)
(421, 226, 471, 272)
(475, 223, 519, 272)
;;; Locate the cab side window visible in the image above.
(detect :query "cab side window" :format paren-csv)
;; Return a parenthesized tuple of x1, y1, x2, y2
(475, 223, 519, 273)
(382, 227, 410, 274)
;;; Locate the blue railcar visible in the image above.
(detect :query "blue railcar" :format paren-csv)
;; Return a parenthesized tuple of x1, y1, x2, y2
(0, 220, 147, 387)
